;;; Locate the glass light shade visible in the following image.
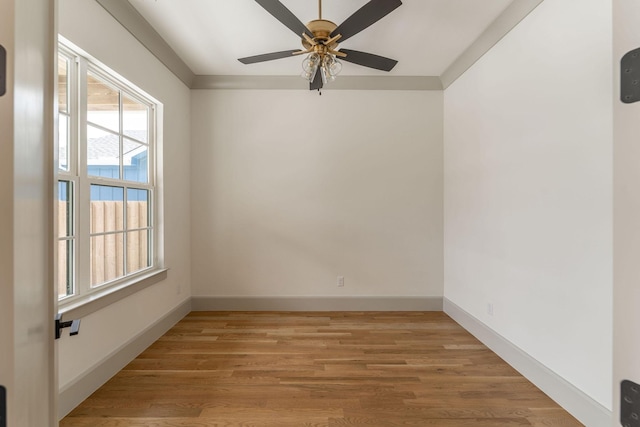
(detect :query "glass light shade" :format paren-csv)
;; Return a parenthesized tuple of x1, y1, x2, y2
(320, 66, 328, 84)
(301, 53, 320, 82)
(328, 58, 342, 76)
(320, 54, 342, 84)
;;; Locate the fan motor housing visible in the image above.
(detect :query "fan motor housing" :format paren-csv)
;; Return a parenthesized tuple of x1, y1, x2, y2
(303, 19, 339, 50)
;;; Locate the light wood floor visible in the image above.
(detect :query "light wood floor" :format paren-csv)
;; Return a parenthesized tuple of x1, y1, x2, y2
(61, 311, 583, 426)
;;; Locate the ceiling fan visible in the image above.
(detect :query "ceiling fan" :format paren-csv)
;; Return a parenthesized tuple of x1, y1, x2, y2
(238, 0, 402, 91)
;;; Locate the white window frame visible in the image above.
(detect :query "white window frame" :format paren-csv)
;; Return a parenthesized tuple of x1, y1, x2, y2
(57, 44, 79, 301)
(56, 37, 165, 314)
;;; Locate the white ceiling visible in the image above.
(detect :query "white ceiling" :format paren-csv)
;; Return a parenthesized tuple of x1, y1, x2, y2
(128, 0, 515, 77)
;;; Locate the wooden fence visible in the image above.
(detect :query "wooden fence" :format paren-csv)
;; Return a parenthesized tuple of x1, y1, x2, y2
(58, 201, 149, 296)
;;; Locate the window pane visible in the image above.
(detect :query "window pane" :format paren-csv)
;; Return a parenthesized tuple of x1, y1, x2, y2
(87, 73, 119, 132)
(127, 189, 149, 229)
(58, 55, 68, 113)
(123, 139, 148, 183)
(87, 125, 120, 179)
(58, 113, 70, 171)
(58, 239, 74, 298)
(58, 180, 73, 238)
(91, 233, 124, 287)
(126, 230, 151, 274)
(123, 95, 148, 143)
(90, 185, 124, 233)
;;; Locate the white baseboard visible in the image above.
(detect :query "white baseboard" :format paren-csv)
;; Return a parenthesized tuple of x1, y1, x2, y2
(192, 296, 443, 312)
(443, 298, 612, 427)
(58, 298, 192, 419)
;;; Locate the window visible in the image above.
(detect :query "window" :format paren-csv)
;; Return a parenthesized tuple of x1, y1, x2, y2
(56, 40, 159, 304)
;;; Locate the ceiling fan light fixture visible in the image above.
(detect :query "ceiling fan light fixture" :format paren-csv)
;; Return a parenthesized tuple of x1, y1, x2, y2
(301, 53, 321, 82)
(241, 0, 402, 91)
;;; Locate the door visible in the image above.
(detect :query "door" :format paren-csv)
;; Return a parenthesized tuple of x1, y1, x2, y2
(0, 0, 57, 425)
(614, 0, 640, 426)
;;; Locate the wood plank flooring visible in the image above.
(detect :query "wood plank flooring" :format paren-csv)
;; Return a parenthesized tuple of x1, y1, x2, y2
(61, 311, 583, 426)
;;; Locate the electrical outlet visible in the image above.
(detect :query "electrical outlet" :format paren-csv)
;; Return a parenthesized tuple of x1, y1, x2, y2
(337, 276, 344, 287)
(621, 380, 640, 427)
(487, 303, 494, 316)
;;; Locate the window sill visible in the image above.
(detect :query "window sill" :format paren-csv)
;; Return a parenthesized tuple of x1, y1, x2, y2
(58, 268, 168, 320)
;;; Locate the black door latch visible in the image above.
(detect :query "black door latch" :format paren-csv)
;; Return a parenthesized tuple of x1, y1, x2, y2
(55, 313, 80, 340)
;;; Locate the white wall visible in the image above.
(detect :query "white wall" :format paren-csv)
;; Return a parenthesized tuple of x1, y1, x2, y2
(444, 0, 612, 417)
(57, 0, 191, 395)
(191, 90, 443, 301)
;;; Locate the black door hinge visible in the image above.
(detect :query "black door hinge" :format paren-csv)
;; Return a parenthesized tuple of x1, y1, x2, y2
(622, 380, 640, 427)
(0, 385, 6, 427)
(0, 45, 6, 97)
(621, 48, 640, 104)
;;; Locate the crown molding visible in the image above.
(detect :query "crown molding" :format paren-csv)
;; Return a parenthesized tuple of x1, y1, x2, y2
(191, 75, 443, 90)
(95, 0, 195, 87)
(440, 0, 545, 89)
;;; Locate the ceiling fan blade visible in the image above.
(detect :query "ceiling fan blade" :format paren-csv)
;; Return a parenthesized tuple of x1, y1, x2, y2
(238, 50, 299, 64)
(255, 0, 313, 39)
(330, 0, 402, 43)
(339, 49, 398, 71)
(310, 67, 323, 91)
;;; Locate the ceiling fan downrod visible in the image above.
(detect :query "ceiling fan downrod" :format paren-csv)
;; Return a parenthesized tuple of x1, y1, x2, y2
(318, 0, 322, 20)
